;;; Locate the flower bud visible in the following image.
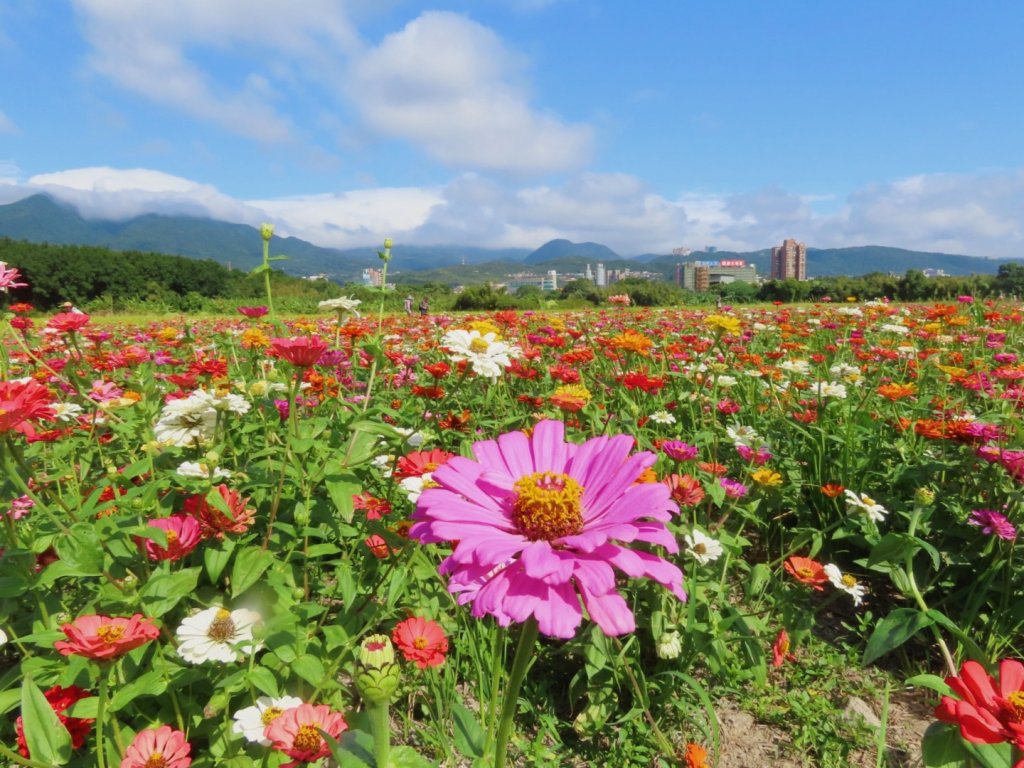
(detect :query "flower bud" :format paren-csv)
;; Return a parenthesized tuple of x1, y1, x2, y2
(655, 629, 682, 660)
(914, 487, 936, 507)
(356, 634, 400, 704)
(378, 238, 392, 263)
(260, 223, 274, 242)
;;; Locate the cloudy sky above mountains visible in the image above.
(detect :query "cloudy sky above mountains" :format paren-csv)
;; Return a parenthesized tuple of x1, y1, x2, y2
(1, 1, 1023, 257)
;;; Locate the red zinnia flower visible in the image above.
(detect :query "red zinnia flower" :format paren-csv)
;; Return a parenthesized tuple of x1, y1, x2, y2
(771, 629, 797, 668)
(54, 614, 160, 660)
(663, 473, 706, 507)
(0, 379, 54, 436)
(265, 703, 347, 768)
(353, 493, 392, 520)
(139, 514, 202, 561)
(820, 483, 845, 498)
(237, 305, 269, 318)
(394, 448, 455, 480)
(392, 616, 448, 669)
(784, 556, 828, 591)
(935, 659, 1024, 748)
(270, 336, 328, 368)
(16, 685, 94, 758)
(120, 725, 191, 768)
(182, 485, 255, 540)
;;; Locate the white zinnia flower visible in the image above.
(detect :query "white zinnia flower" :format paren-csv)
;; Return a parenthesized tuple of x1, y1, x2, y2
(844, 490, 888, 522)
(0, 627, 7, 647)
(684, 529, 723, 565)
(441, 329, 520, 381)
(153, 390, 218, 447)
(232, 696, 303, 745)
(813, 381, 848, 399)
(318, 296, 361, 316)
(649, 410, 676, 425)
(399, 473, 433, 503)
(51, 402, 85, 422)
(714, 374, 738, 389)
(176, 461, 231, 480)
(824, 563, 866, 606)
(211, 391, 251, 416)
(779, 359, 811, 375)
(726, 424, 762, 448)
(176, 606, 262, 664)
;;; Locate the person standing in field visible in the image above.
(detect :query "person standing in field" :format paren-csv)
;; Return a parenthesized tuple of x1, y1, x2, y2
(419, 297, 429, 316)
(404, 295, 413, 315)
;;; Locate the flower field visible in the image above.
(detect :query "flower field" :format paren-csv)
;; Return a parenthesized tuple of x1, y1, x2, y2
(1, 285, 1023, 767)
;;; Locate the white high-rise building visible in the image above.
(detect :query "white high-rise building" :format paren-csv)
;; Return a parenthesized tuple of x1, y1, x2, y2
(596, 263, 606, 288)
(585, 264, 594, 282)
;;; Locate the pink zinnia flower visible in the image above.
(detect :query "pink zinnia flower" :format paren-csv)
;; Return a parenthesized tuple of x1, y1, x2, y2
(120, 725, 191, 768)
(968, 509, 1017, 541)
(0, 379, 55, 436)
(139, 514, 203, 561)
(410, 420, 686, 639)
(660, 440, 699, 461)
(46, 312, 91, 334)
(720, 477, 748, 498)
(270, 336, 328, 368)
(238, 305, 269, 318)
(265, 703, 347, 768)
(0, 262, 27, 292)
(55, 614, 160, 660)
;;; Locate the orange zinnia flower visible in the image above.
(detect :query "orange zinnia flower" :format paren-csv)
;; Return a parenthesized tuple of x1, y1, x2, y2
(683, 742, 709, 768)
(820, 483, 845, 498)
(784, 556, 828, 591)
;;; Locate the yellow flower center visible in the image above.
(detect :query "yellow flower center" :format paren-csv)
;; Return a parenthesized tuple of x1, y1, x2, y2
(96, 625, 126, 643)
(207, 609, 236, 642)
(798, 567, 815, 579)
(165, 530, 179, 544)
(261, 706, 284, 725)
(693, 543, 707, 555)
(841, 574, 859, 588)
(293, 724, 322, 752)
(861, 495, 876, 506)
(413, 636, 429, 650)
(1005, 690, 1024, 721)
(511, 472, 584, 542)
(144, 754, 166, 768)
(469, 337, 491, 353)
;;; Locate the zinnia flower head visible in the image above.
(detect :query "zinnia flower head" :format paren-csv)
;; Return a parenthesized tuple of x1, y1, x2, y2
(935, 659, 1024, 748)
(0, 261, 28, 292)
(265, 703, 347, 768)
(823, 563, 866, 606)
(968, 509, 1017, 541)
(270, 336, 328, 368)
(139, 514, 202, 561)
(54, 614, 160, 660)
(120, 725, 191, 768)
(0, 378, 55, 436)
(392, 616, 448, 669)
(182, 485, 255, 540)
(409, 420, 686, 639)
(176, 606, 261, 664)
(232, 696, 303, 746)
(661, 440, 699, 461)
(783, 556, 828, 591)
(844, 489, 888, 523)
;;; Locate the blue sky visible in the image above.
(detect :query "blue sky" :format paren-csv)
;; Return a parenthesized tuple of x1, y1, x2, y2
(1, 0, 1022, 257)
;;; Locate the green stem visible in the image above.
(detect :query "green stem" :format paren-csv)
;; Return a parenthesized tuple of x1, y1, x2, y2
(367, 701, 391, 768)
(493, 618, 540, 768)
(0, 741, 54, 768)
(905, 504, 957, 677)
(613, 637, 677, 760)
(95, 667, 110, 768)
(262, 236, 275, 320)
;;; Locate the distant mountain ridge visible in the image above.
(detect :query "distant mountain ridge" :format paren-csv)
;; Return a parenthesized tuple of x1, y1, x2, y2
(0, 193, 1017, 282)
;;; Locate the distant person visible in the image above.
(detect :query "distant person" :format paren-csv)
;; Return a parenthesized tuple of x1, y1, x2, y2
(404, 295, 413, 315)
(419, 297, 429, 317)
(61, 301, 85, 315)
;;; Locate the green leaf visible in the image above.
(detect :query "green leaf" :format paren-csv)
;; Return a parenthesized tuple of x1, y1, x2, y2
(0, 687, 23, 715)
(249, 263, 269, 275)
(140, 567, 201, 617)
(963, 739, 1014, 768)
(388, 746, 436, 767)
(921, 722, 970, 767)
(247, 666, 280, 698)
(325, 475, 361, 524)
(54, 523, 104, 577)
(21, 678, 72, 765)
(325, 727, 374, 767)
(204, 539, 236, 583)
(862, 608, 933, 666)
(867, 532, 916, 567)
(109, 670, 168, 712)
(230, 547, 274, 597)
(452, 701, 486, 759)
(905, 673, 954, 698)
(269, 255, 289, 262)
(63, 697, 99, 719)
(293, 653, 326, 685)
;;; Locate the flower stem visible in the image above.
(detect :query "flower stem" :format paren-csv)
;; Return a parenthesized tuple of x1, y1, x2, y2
(366, 701, 391, 768)
(95, 668, 110, 768)
(493, 618, 539, 768)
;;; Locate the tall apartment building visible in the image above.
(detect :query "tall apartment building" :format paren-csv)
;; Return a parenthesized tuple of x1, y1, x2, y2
(770, 239, 807, 281)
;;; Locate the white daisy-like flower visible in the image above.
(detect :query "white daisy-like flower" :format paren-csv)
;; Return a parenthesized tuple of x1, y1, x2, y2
(232, 695, 303, 745)
(153, 390, 218, 447)
(211, 391, 251, 416)
(176, 606, 262, 664)
(392, 426, 427, 448)
(399, 473, 434, 503)
(0, 627, 7, 647)
(824, 563, 866, 606)
(829, 363, 861, 383)
(714, 374, 738, 389)
(649, 410, 676, 425)
(779, 359, 811, 375)
(684, 529, 723, 565)
(813, 381, 848, 399)
(655, 630, 682, 660)
(880, 323, 910, 335)
(51, 402, 85, 422)
(176, 461, 231, 480)
(318, 296, 361, 316)
(726, 424, 762, 448)
(844, 490, 888, 522)
(441, 329, 520, 381)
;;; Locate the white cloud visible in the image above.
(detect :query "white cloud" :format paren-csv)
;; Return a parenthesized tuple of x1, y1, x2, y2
(71, 0, 360, 143)
(349, 12, 593, 173)
(0, 111, 15, 134)
(5, 166, 1024, 259)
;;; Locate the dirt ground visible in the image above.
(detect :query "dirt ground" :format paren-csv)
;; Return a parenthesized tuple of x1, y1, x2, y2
(714, 689, 933, 768)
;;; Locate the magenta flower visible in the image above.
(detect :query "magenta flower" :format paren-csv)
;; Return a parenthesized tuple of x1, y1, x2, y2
(0, 262, 27, 292)
(410, 420, 686, 638)
(968, 509, 1017, 541)
(720, 477, 748, 498)
(661, 440, 699, 461)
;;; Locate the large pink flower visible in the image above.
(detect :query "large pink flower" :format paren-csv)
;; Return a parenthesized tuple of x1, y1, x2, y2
(265, 703, 347, 767)
(120, 725, 191, 768)
(409, 420, 686, 639)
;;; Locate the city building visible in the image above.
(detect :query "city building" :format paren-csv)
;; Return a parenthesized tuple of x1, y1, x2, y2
(677, 260, 758, 291)
(596, 263, 606, 288)
(770, 239, 808, 281)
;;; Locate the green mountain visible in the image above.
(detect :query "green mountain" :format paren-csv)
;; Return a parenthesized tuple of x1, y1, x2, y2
(523, 239, 620, 265)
